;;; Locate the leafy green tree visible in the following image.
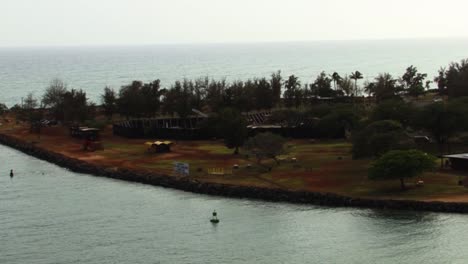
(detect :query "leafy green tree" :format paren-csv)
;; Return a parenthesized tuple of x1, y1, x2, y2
(9, 104, 22, 117)
(23, 92, 38, 111)
(163, 81, 194, 118)
(240, 80, 259, 110)
(414, 100, 468, 155)
(42, 79, 66, 107)
(283, 75, 302, 108)
(294, 88, 304, 107)
(304, 104, 332, 118)
(193, 77, 208, 110)
(443, 59, 468, 98)
(245, 132, 286, 165)
(253, 78, 274, 110)
(434, 67, 448, 95)
(352, 120, 413, 158)
(270, 71, 282, 107)
(350, 71, 363, 96)
(23, 92, 38, 121)
(205, 79, 226, 112)
(371, 99, 415, 127)
(225, 80, 254, 112)
(317, 106, 359, 138)
(268, 108, 307, 126)
(21, 93, 43, 133)
(101, 86, 117, 120)
(141, 79, 166, 117)
(115, 79, 166, 119)
(0, 103, 7, 115)
(63, 89, 90, 123)
(117, 81, 145, 118)
(369, 149, 436, 190)
(365, 73, 399, 102)
(215, 108, 248, 154)
(42, 79, 67, 121)
(309, 71, 334, 98)
(399, 65, 428, 97)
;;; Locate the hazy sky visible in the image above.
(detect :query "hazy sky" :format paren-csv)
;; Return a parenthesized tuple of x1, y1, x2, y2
(2, 0, 468, 46)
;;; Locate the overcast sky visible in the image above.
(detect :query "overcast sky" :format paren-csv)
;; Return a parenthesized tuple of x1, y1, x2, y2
(2, 0, 468, 46)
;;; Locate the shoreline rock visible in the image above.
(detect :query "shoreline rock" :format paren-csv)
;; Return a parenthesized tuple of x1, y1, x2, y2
(1, 133, 467, 213)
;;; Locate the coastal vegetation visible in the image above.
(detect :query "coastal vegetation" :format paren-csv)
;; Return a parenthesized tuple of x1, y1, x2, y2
(245, 132, 286, 166)
(212, 108, 248, 154)
(352, 120, 412, 159)
(0, 103, 8, 116)
(2, 58, 468, 202)
(4, 58, 467, 124)
(435, 59, 468, 97)
(369, 150, 436, 190)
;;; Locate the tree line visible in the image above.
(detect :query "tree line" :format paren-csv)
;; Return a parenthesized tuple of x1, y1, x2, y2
(2, 58, 466, 123)
(4, 79, 95, 129)
(352, 97, 468, 159)
(98, 58, 467, 119)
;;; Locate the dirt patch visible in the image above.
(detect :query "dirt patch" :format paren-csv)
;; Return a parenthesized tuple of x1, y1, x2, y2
(3, 120, 468, 202)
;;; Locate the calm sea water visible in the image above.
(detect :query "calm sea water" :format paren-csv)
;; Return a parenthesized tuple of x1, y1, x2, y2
(1, 145, 468, 264)
(1, 39, 468, 106)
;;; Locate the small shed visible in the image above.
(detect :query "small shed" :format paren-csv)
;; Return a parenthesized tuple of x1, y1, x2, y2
(145, 141, 173, 153)
(70, 126, 100, 140)
(80, 128, 100, 141)
(443, 154, 468, 171)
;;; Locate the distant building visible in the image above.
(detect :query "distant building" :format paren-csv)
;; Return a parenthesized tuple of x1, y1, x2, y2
(70, 126, 100, 141)
(443, 154, 468, 171)
(113, 110, 334, 139)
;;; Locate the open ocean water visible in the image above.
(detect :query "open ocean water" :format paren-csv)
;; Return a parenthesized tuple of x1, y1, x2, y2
(0, 38, 467, 106)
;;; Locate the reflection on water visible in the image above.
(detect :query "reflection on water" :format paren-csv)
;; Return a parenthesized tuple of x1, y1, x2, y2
(1, 145, 468, 264)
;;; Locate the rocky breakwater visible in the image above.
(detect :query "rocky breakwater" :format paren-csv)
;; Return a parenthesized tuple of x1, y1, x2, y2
(1, 133, 468, 213)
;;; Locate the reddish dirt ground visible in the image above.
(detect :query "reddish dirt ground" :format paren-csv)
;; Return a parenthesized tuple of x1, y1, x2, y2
(2, 119, 468, 202)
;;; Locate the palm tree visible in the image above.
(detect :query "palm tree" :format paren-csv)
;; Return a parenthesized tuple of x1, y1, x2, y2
(284, 75, 301, 108)
(350, 71, 363, 96)
(331, 72, 342, 91)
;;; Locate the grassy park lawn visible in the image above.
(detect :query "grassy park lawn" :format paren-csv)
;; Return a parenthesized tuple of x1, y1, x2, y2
(2, 120, 468, 202)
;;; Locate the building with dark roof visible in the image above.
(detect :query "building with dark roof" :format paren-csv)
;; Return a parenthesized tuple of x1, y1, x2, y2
(443, 154, 468, 171)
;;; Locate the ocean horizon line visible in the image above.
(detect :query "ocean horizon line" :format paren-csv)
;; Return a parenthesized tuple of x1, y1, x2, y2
(1, 36, 468, 49)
